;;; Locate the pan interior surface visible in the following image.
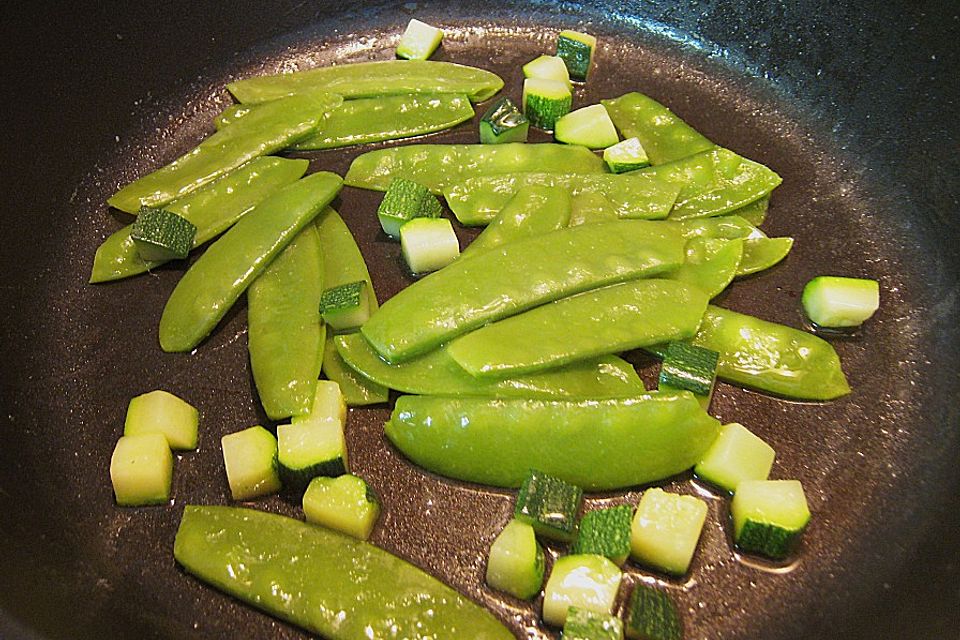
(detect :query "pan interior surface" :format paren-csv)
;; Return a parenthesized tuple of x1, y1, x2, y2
(1, 2, 957, 640)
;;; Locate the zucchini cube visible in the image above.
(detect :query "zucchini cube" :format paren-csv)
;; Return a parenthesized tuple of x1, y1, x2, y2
(221, 425, 282, 501)
(801, 275, 880, 328)
(543, 554, 622, 627)
(563, 606, 624, 640)
(123, 389, 199, 450)
(278, 381, 348, 491)
(131, 207, 197, 261)
(658, 342, 719, 409)
(571, 505, 634, 566)
(522, 78, 572, 131)
(630, 488, 707, 576)
(514, 469, 583, 542)
(694, 422, 775, 493)
(303, 474, 380, 540)
(604, 137, 651, 174)
(554, 104, 620, 149)
(110, 433, 173, 506)
(377, 176, 443, 238)
(522, 54, 572, 88)
(485, 519, 545, 600)
(624, 583, 682, 640)
(396, 18, 443, 60)
(732, 479, 810, 560)
(320, 281, 371, 331)
(556, 30, 597, 81)
(399, 217, 460, 274)
(480, 96, 530, 145)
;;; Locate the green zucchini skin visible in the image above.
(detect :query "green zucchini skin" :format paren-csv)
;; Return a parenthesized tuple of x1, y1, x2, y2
(624, 583, 683, 640)
(174, 506, 514, 639)
(385, 393, 720, 491)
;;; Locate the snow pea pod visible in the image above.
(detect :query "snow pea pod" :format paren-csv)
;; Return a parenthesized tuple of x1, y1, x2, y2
(737, 237, 794, 276)
(462, 185, 572, 258)
(568, 192, 621, 226)
(335, 332, 645, 398)
(247, 224, 324, 420)
(361, 220, 686, 362)
(159, 172, 342, 353)
(108, 90, 341, 213)
(601, 92, 716, 164)
(384, 393, 720, 490)
(216, 94, 475, 150)
(448, 279, 708, 378)
(345, 143, 606, 194)
(90, 157, 308, 283)
(314, 207, 379, 312)
(668, 238, 744, 298)
(731, 194, 770, 226)
(227, 60, 504, 105)
(444, 172, 681, 226)
(322, 336, 389, 406)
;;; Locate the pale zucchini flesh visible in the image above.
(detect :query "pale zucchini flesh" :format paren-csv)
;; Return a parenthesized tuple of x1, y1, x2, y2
(221, 425, 282, 500)
(485, 519, 545, 600)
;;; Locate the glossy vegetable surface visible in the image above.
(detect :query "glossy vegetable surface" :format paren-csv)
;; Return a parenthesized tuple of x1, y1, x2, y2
(321, 335, 389, 406)
(602, 91, 716, 164)
(462, 185, 572, 257)
(669, 237, 744, 298)
(737, 237, 794, 276)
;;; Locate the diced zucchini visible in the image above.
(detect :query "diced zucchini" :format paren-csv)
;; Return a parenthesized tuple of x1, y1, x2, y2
(480, 96, 530, 144)
(297, 380, 348, 428)
(110, 433, 174, 506)
(130, 207, 197, 261)
(732, 479, 810, 560)
(278, 381, 348, 490)
(624, 583, 682, 640)
(123, 389, 199, 450)
(556, 30, 597, 81)
(399, 217, 460, 274)
(695, 422, 775, 493)
(543, 554, 622, 627)
(514, 469, 583, 542)
(377, 177, 444, 239)
(630, 488, 707, 576)
(485, 519, 545, 600)
(554, 104, 619, 149)
(523, 55, 572, 88)
(522, 78, 572, 131)
(801, 275, 880, 328)
(658, 342, 719, 409)
(603, 137, 650, 173)
(302, 474, 380, 540)
(563, 606, 624, 640)
(320, 281, 370, 331)
(221, 425, 282, 501)
(571, 505, 633, 566)
(396, 19, 444, 60)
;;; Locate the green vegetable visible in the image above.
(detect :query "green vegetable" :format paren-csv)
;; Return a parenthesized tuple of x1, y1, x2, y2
(108, 90, 340, 213)
(801, 275, 880, 327)
(485, 519, 546, 600)
(522, 77, 572, 130)
(315, 207, 379, 314)
(554, 104, 620, 149)
(376, 176, 443, 238)
(462, 185, 572, 258)
(400, 217, 461, 274)
(396, 18, 444, 60)
(624, 584, 682, 640)
(563, 607, 625, 640)
(568, 192, 621, 226)
(602, 92, 715, 165)
(362, 220, 685, 362)
(732, 480, 811, 560)
(248, 223, 324, 420)
(732, 194, 769, 226)
(630, 488, 707, 576)
(514, 469, 584, 542)
(227, 60, 504, 104)
(90, 157, 308, 283)
(447, 279, 708, 378)
(109, 433, 173, 506)
(384, 393, 720, 491)
(479, 96, 530, 144)
(158, 172, 342, 353)
(320, 281, 370, 331)
(658, 341, 720, 409)
(220, 425, 282, 501)
(604, 137, 651, 173)
(174, 506, 514, 639)
(522, 55, 572, 87)
(303, 474, 380, 540)
(556, 30, 597, 81)
(129, 208, 196, 261)
(277, 382, 348, 490)
(669, 237, 744, 298)
(737, 237, 793, 276)
(543, 555, 622, 627)
(123, 389, 198, 450)
(571, 505, 634, 566)
(321, 335, 389, 406)
(694, 422, 775, 493)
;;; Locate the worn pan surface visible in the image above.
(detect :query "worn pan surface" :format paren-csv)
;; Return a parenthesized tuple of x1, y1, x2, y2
(2, 1, 958, 638)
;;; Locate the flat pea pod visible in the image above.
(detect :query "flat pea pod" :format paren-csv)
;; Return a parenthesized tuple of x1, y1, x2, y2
(444, 173, 681, 226)
(463, 185, 572, 258)
(669, 237, 744, 298)
(447, 279, 708, 378)
(384, 393, 720, 490)
(675, 215, 764, 241)
(247, 224, 325, 420)
(601, 92, 716, 164)
(649, 305, 850, 400)
(174, 506, 514, 640)
(568, 192, 621, 226)
(227, 60, 504, 105)
(737, 237, 794, 276)
(345, 143, 607, 194)
(730, 194, 770, 226)
(314, 207, 379, 312)
(108, 90, 341, 213)
(91, 157, 308, 283)
(334, 333, 645, 398)
(216, 94, 475, 151)
(321, 335, 389, 406)
(159, 172, 342, 353)
(361, 220, 686, 362)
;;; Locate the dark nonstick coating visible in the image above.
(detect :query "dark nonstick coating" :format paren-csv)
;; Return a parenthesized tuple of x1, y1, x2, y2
(2, 2, 958, 639)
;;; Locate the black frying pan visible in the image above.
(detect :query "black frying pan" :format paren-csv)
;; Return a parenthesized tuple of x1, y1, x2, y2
(2, 1, 958, 638)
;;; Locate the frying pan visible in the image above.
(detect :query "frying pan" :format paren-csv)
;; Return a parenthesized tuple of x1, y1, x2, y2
(2, 1, 958, 638)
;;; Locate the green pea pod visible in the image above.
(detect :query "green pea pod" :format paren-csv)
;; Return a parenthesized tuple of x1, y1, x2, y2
(447, 279, 708, 378)
(314, 207, 379, 312)
(345, 143, 607, 194)
(322, 335, 389, 406)
(737, 237, 794, 276)
(668, 238, 744, 298)
(601, 92, 716, 164)
(91, 157, 309, 283)
(463, 185, 572, 258)
(568, 192, 621, 226)
(730, 194, 770, 226)
(247, 224, 325, 420)
(444, 173, 681, 226)
(385, 393, 720, 490)
(108, 90, 341, 213)
(675, 215, 764, 240)
(361, 220, 686, 362)
(174, 506, 514, 639)
(334, 332, 645, 398)
(648, 305, 850, 400)
(216, 94, 475, 150)
(159, 172, 342, 353)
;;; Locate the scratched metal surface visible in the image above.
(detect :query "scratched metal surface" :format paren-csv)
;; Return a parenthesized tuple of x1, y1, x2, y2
(1, 1, 958, 639)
